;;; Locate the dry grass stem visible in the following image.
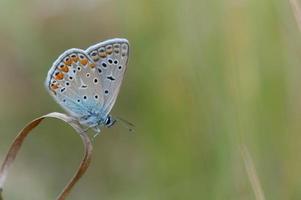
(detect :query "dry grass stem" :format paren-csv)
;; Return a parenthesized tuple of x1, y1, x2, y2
(241, 145, 266, 200)
(0, 112, 93, 200)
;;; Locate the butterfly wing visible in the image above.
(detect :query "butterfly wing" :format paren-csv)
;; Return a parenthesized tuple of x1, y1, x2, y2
(45, 38, 129, 128)
(45, 49, 105, 122)
(85, 38, 129, 115)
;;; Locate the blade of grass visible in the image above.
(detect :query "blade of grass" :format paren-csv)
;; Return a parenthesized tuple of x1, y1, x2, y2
(0, 112, 93, 200)
(241, 144, 266, 200)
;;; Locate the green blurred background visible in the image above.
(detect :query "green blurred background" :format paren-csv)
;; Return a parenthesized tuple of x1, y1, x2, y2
(0, 0, 300, 199)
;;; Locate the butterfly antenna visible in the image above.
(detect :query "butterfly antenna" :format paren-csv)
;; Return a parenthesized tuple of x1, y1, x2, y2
(116, 117, 135, 132)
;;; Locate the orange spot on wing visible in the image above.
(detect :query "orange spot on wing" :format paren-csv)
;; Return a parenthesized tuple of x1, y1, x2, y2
(59, 65, 69, 73)
(64, 56, 72, 65)
(80, 58, 88, 65)
(50, 83, 59, 90)
(50, 83, 59, 95)
(71, 55, 78, 62)
(54, 72, 64, 80)
(89, 62, 96, 68)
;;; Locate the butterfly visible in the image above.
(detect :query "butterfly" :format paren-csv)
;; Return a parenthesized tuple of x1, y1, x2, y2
(45, 38, 130, 133)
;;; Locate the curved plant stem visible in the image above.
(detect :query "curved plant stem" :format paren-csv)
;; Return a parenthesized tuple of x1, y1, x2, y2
(56, 128, 93, 200)
(0, 112, 93, 200)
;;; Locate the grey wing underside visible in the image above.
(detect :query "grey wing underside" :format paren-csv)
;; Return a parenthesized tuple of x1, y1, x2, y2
(85, 38, 129, 115)
(45, 48, 105, 118)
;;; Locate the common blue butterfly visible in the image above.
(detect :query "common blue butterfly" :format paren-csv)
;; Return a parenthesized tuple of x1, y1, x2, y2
(45, 38, 129, 133)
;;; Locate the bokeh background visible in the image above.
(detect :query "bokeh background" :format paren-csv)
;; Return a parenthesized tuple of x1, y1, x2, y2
(0, 0, 300, 199)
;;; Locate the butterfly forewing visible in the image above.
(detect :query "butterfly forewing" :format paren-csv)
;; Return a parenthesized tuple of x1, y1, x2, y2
(45, 49, 104, 118)
(85, 38, 129, 115)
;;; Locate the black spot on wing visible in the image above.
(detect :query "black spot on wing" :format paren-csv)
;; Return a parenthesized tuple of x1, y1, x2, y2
(107, 76, 115, 81)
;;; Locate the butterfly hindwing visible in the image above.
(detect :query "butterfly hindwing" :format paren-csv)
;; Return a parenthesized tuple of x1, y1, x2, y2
(85, 38, 129, 115)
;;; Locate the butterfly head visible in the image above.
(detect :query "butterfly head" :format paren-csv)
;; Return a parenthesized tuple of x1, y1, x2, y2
(79, 113, 116, 131)
(105, 115, 116, 128)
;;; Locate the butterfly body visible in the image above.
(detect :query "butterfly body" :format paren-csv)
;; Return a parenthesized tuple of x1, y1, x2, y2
(45, 38, 129, 132)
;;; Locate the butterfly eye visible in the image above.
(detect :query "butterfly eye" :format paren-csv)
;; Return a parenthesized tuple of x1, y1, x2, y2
(108, 59, 113, 64)
(104, 90, 109, 94)
(83, 96, 87, 100)
(86, 73, 90, 77)
(77, 99, 81, 103)
(69, 76, 73, 80)
(106, 45, 113, 54)
(77, 66, 81, 71)
(94, 95, 99, 99)
(118, 65, 122, 70)
(114, 60, 118, 65)
(93, 78, 98, 84)
(65, 82, 70, 87)
(98, 68, 102, 74)
(98, 47, 106, 58)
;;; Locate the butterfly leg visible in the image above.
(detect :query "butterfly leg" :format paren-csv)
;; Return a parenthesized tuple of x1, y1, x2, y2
(92, 126, 101, 137)
(79, 127, 90, 134)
